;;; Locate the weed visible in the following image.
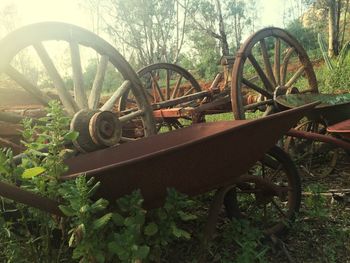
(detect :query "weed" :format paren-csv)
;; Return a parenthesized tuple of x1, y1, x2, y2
(0, 101, 197, 262)
(304, 183, 329, 220)
(210, 218, 269, 263)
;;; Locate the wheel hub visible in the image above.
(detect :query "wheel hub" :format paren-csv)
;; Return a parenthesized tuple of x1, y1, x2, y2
(71, 110, 121, 153)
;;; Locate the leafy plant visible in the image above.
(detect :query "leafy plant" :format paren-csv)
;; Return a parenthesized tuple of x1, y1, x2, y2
(304, 183, 329, 220)
(210, 218, 268, 263)
(146, 188, 197, 262)
(0, 100, 76, 262)
(318, 34, 350, 93)
(0, 101, 198, 262)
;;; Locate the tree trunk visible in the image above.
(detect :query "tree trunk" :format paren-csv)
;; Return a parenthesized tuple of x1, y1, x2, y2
(328, 0, 340, 57)
(215, 0, 230, 56)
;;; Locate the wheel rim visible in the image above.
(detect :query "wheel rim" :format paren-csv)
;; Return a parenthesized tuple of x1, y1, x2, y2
(120, 63, 203, 132)
(231, 27, 318, 120)
(224, 146, 301, 236)
(0, 22, 156, 151)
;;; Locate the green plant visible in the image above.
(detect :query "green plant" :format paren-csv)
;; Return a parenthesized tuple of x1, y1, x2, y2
(318, 34, 350, 93)
(304, 183, 329, 220)
(0, 102, 198, 262)
(0, 100, 76, 262)
(146, 189, 197, 262)
(210, 218, 268, 263)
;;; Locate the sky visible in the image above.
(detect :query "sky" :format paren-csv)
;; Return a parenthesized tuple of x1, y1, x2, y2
(0, 0, 289, 34)
(0, 0, 90, 30)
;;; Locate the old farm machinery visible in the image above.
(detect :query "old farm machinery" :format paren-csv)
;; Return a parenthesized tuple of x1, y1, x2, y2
(0, 21, 346, 241)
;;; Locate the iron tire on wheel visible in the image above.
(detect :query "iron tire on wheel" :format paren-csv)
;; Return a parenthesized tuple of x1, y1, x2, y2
(231, 27, 318, 120)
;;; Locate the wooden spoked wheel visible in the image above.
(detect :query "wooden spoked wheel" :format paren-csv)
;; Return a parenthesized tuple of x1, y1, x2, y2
(231, 27, 318, 120)
(0, 22, 156, 152)
(120, 63, 203, 132)
(224, 146, 301, 236)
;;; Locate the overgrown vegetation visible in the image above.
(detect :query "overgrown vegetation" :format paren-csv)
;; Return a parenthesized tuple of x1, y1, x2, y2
(0, 102, 276, 262)
(0, 101, 199, 262)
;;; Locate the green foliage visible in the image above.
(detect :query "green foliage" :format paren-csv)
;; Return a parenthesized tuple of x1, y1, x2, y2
(318, 34, 350, 93)
(188, 32, 221, 80)
(286, 20, 319, 53)
(0, 100, 76, 262)
(318, 33, 334, 70)
(304, 183, 328, 220)
(0, 102, 198, 262)
(325, 54, 350, 93)
(210, 218, 268, 263)
(146, 189, 196, 261)
(83, 59, 124, 94)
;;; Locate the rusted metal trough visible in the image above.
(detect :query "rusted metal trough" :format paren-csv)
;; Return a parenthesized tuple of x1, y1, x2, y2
(0, 103, 316, 237)
(64, 103, 315, 205)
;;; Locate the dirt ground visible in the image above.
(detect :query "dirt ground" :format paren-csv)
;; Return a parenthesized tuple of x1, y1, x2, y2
(268, 149, 350, 263)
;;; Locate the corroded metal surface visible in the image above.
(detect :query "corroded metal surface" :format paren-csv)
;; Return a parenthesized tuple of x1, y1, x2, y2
(63, 102, 317, 208)
(0, 102, 316, 215)
(327, 119, 350, 139)
(287, 128, 350, 150)
(0, 181, 63, 216)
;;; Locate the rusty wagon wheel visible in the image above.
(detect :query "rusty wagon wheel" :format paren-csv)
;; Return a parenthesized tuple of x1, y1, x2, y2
(119, 63, 203, 132)
(284, 120, 339, 177)
(231, 27, 318, 120)
(224, 146, 301, 236)
(0, 22, 156, 152)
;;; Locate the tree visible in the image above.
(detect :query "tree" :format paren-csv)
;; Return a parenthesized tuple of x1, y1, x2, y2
(188, 0, 259, 56)
(303, 0, 350, 57)
(95, 0, 189, 67)
(0, 3, 18, 37)
(78, 0, 105, 35)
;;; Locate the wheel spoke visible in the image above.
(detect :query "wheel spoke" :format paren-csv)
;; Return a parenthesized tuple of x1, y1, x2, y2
(166, 69, 170, 100)
(145, 89, 155, 102)
(88, 55, 109, 109)
(248, 54, 274, 92)
(271, 199, 287, 218)
(274, 38, 281, 85)
(259, 39, 276, 86)
(242, 78, 273, 99)
(100, 80, 131, 111)
(5, 66, 51, 105)
(267, 165, 283, 182)
(150, 72, 165, 101)
(70, 42, 88, 109)
(243, 99, 273, 111)
(171, 75, 183, 99)
(184, 86, 195, 96)
(33, 43, 78, 114)
(119, 109, 144, 123)
(280, 47, 294, 86)
(285, 65, 305, 88)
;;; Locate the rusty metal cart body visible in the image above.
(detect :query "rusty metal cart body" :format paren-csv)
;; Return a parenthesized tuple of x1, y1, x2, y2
(0, 103, 316, 237)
